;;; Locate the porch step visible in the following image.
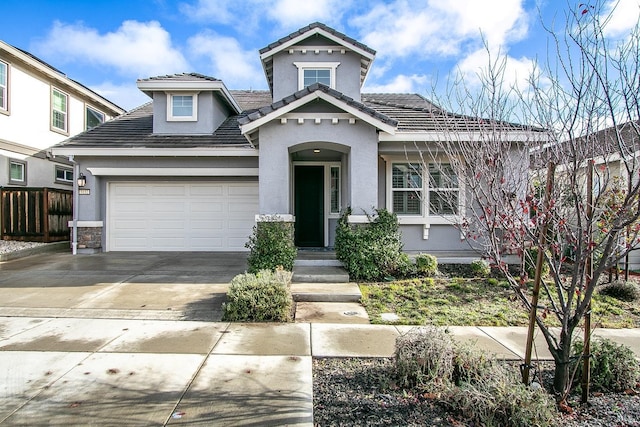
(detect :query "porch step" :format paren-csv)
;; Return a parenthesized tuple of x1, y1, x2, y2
(294, 250, 343, 267)
(292, 265, 350, 283)
(291, 282, 361, 303)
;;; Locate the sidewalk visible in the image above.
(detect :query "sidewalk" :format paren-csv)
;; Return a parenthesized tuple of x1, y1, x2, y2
(1, 316, 639, 425)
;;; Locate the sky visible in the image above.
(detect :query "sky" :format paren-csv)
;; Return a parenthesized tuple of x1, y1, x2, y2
(3, 0, 640, 111)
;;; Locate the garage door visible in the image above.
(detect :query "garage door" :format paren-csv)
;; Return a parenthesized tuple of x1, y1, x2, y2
(108, 182, 258, 251)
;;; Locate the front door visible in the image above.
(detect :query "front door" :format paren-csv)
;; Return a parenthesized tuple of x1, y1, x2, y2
(294, 166, 324, 247)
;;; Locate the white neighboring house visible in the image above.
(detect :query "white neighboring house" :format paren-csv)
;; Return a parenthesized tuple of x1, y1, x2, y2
(0, 40, 125, 190)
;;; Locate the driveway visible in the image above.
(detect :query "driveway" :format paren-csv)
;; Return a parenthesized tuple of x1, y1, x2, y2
(0, 251, 249, 321)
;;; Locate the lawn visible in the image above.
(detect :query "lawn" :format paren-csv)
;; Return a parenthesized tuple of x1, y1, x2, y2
(360, 277, 640, 328)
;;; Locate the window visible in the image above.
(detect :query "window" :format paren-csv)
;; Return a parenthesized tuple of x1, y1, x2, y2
(86, 106, 105, 130)
(392, 163, 423, 215)
(9, 159, 26, 184)
(167, 93, 198, 121)
(55, 167, 73, 184)
(330, 166, 340, 214)
(0, 60, 7, 113)
(391, 162, 459, 216)
(51, 88, 68, 132)
(294, 62, 340, 90)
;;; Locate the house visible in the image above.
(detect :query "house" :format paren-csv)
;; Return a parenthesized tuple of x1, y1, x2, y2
(51, 23, 531, 254)
(0, 40, 125, 190)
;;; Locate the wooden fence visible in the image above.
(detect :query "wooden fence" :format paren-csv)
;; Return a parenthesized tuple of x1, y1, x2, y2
(1, 188, 72, 242)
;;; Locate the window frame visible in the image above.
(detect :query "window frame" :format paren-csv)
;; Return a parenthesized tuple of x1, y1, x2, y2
(51, 87, 69, 134)
(293, 62, 340, 90)
(55, 166, 74, 184)
(85, 105, 105, 130)
(392, 163, 423, 215)
(166, 92, 198, 121)
(0, 60, 8, 114)
(9, 159, 27, 185)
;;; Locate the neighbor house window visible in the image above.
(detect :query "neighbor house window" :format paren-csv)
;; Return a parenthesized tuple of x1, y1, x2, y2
(9, 159, 26, 184)
(51, 88, 68, 133)
(167, 93, 198, 121)
(294, 62, 340, 90)
(85, 106, 105, 130)
(391, 162, 460, 216)
(0, 60, 8, 113)
(55, 166, 73, 184)
(392, 163, 422, 215)
(330, 166, 340, 214)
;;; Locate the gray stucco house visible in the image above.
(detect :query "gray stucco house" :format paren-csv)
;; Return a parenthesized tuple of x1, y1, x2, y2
(51, 22, 522, 254)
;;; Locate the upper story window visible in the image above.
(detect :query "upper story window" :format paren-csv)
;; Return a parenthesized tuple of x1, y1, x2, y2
(9, 159, 26, 185)
(294, 62, 340, 90)
(0, 60, 8, 113)
(51, 88, 68, 133)
(86, 106, 105, 130)
(167, 93, 198, 121)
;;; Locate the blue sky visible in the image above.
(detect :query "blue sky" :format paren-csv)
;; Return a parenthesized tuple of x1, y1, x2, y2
(3, 0, 639, 111)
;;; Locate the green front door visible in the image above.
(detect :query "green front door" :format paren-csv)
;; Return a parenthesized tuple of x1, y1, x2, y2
(294, 165, 324, 247)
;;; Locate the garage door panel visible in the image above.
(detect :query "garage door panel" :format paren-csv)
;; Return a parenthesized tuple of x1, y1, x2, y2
(109, 182, 258, 251)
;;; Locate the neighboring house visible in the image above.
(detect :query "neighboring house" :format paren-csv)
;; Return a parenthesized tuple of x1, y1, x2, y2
(0, 40, 124, 190)
(51, 23, 531, 254)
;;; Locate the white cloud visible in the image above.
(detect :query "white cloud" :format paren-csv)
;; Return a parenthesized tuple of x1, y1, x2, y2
(188, 31, 266, 89)
(267, 0, 352, 27)
(89, 81, 151, 111)
(602, 0, 640, 37)
(363, 74, 428, 93)
(351, 0, 529, 59)
(35, 20, 189, 78)
(179, 0, 240, 24)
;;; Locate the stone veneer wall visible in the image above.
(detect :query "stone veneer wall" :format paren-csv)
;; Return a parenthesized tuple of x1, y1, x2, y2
(77, 226, 102, 249)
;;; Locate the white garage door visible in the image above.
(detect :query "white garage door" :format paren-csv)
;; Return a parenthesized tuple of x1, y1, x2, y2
(108, 182, 258, 251)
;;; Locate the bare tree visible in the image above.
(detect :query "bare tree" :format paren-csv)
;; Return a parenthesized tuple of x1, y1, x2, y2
(414, 1, 640, 401)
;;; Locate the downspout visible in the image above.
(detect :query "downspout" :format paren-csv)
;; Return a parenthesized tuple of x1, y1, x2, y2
(69, 155, 78, 255)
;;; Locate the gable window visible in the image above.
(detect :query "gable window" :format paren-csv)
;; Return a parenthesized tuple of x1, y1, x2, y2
(390, 162, 460, 216)
(86, 106, 105, 130)
(294, 62, 340, 90)
(0, 60, 8, 113)
(51, 88, 68, 133)
(167, 93, 198, 121)
(9, 159, 26, 185)
(55, 166, 73, 184)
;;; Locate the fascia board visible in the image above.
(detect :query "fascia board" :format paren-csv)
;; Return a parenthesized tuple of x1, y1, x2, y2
(259, 28, 375, 61)
(50, 147, 259, 157)
(379, 131, 549, 142)
(240, 90, 396, 135)
(87, 167, 259, 176)
(136, 80, 242, 114)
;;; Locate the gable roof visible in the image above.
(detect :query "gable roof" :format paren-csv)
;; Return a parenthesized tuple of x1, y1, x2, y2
(237, 83, 397, 137)
(259, 22, 376, 94)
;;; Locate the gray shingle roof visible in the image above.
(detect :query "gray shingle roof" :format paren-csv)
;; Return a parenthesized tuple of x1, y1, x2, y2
(237, 83, 397, 128)
(137, 73, 221, 83)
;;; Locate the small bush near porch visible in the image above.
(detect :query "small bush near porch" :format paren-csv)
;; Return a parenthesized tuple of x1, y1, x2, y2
(245, 217, 297, 273)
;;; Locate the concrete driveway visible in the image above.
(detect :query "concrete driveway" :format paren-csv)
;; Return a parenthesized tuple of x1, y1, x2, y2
(0, 251, 249, 321)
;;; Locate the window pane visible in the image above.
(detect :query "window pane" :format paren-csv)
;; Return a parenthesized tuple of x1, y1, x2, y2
(330, 167, 340, 213)
(429, 191, 458, 215)
(0, 62, 6, 110)
(392, 163, 422, 189)
(86, 107, 104, 130)
(429, 163, 457, 188)
(393, 190, 421, 214)
(56, 168, 73, 182)
(10, 162, 24, 181)
(172, 95, 193, 117)
(52, 90, 67, 131)
(303, 69, 331, 87)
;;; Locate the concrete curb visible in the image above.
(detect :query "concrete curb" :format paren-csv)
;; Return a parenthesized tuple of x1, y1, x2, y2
(0, 241, 69, 262)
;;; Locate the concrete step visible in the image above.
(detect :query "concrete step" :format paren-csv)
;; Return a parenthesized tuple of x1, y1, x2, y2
(291, 282, 362, 302)
(292, 266, 350, 283)
(294, 251, 343, 267)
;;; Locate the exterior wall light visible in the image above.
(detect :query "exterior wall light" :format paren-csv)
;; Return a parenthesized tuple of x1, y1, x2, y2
(77, 173, 86, 188)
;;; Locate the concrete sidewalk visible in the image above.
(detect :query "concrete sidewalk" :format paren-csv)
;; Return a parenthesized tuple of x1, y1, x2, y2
(2, 316, 639, 425)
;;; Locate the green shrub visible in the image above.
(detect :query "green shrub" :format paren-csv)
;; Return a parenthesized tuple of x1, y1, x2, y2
(572, 337, 640, 392)
(452, 341, 497, 386)
(470, 259, 491, 278)
(415, 253, 438, 276)
(222, 269, 293, 322)
(245, 217, 297, 273)
(599, 280, 638, 302)
(334, 208, 405, 281)
(394, 326, 454, 390)
(448, 365, 556, 427)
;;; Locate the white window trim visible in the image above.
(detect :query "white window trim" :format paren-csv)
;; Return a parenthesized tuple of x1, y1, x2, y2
(166, 92, 198, 121)
(293, 62, 340, 90)
(55, 166, 74, 184)
(0, 60, 9, 114)
(384, 156, 465, 238)
(51, 87, 69, 134)
(9, 158, 27, 185)
(85, 105, 105, 130)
